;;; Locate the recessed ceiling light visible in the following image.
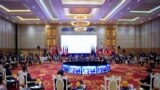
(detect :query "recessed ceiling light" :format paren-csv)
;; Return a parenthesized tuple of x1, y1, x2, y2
(6, 17, 8, 19)
(127, 7, 130, 10)
(33, 6, 35, 9)
(137, 0, 140, 3)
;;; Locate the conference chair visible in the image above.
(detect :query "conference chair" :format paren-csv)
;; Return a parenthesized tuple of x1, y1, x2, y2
(101, 75, 121, 90)
(25, 73, 44, 90)
(139, 74, 156, 90)
(3, 69, 17, 87)
(153, 73, 160, 89)
(17, 71, 25, 90)
(53, 75, 68, 90)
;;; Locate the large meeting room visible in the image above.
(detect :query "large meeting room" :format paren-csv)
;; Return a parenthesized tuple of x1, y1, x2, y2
(0, 0, 160, 90)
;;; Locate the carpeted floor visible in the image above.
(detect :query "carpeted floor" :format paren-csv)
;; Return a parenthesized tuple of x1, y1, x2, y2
(11, 62, 160, 90)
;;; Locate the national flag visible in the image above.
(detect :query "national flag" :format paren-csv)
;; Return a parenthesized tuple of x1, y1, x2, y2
(96, 46, 99, 55)
(98, 47, 103, 56)
(62, 47, 65, 54)
(106, 48, 109, 56)
(109, 49, 113, 56)
(58, 47, 63, 55)
(55, 46, 59, 55)
(64, 46, 67, 55)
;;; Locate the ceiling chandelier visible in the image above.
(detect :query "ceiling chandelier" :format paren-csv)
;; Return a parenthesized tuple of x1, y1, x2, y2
(71, 14, 90, 32)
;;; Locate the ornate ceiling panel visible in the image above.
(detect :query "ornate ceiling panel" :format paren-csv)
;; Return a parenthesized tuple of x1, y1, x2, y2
(70, 8, 92, 14)
(0, 0, 159, 24)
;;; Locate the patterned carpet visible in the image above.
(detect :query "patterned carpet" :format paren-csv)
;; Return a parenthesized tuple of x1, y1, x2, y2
(11, 62, 160, 90)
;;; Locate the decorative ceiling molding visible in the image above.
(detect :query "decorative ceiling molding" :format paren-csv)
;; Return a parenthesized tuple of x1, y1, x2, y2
(91, 8, 99, 15)
(64, 8, 99, 18)
(0, 5, 30, 12)
(100, 0, 126, 20)
(62, 0, 105, 5)
(0, 0, 159, 24)
(16, 16, 40, 20)
(130, 5, 160, 13)
(36, 0, 58, 20)
(118, 17, 140, 21)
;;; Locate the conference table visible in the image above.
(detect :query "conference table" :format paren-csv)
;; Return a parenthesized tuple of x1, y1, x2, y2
(62, 61, 110, 75)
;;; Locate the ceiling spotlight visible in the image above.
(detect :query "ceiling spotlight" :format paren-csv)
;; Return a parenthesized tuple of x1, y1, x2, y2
(137, 0, 140, 3)
(127, 7, 130, 10)
(32, 6, 35, 9)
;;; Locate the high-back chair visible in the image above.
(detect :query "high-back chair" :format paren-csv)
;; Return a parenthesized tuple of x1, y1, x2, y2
(153, 73, 160, 89)
(53, 75, 68, 90)
(101, 75, 121, 90)
(3, 69, 17, 87)
(25, 73, 35, 88)
(17, 71, 25, 90)
(139, 74, 156, 90)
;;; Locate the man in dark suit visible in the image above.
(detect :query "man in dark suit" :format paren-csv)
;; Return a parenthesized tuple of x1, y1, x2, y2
(140, 68, 153, 90)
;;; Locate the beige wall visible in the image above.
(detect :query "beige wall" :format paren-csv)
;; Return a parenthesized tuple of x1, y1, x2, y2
(17, 18, 160, 54)
(116, 25, 136, 48)
(140, 17, 160, 48)
(0, 17, 16, 52)
(18, 24, 45, 49)
(116, 25, 140, 54)
(116, 17, 160, 53)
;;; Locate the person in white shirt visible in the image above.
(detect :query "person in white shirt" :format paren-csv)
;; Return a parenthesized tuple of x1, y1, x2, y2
(153, 73, 160, 89)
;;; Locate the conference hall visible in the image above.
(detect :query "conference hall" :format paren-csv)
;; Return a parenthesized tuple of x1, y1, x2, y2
(0, 0, 160, 90)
